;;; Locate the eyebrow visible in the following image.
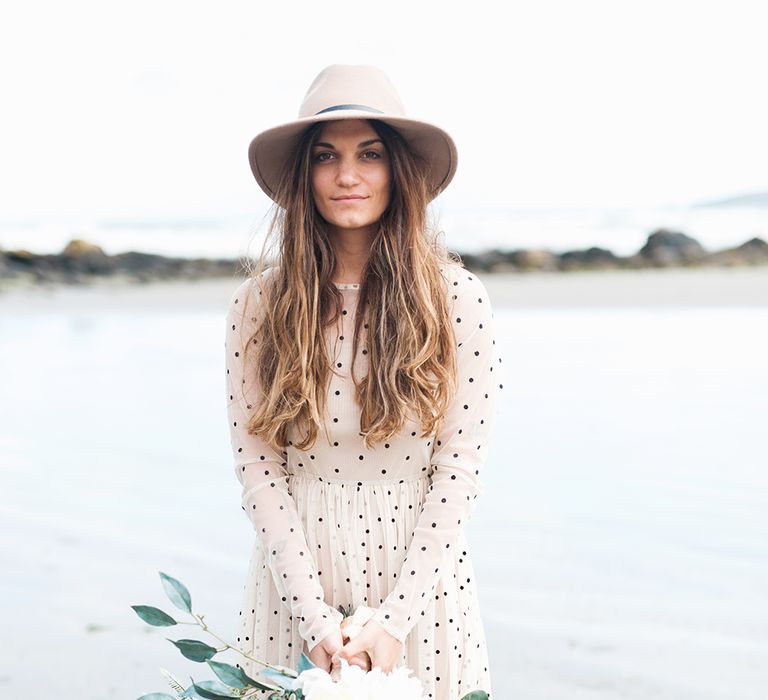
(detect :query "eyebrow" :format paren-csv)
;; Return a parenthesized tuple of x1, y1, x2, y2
(313, 138, 384, 149)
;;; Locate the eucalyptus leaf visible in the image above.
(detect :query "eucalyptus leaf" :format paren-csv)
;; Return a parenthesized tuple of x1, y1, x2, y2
(159, 667, 186, 694)
(272, 664, 298, 678)
(460, 692, 489, 700)
(258, 667, 296, 689)
(297, 652, 316, 674)
(137, 694, 178, 700)
(189, 678, 241, 699)
(159, 571, 192, 613)
(131, 605, 177, 627)
(206, 659, 277, 691)
(167, 638, 218, 662)
(179, 684, 205, 699)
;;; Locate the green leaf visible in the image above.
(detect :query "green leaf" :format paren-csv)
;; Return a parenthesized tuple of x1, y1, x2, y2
(137, 694, 178, 700)
(159, 571, 192, 613)
(179, 684, 204, 699)
(273, 664, 298, 678)
(258, 667, 296, 689)
(159, 667, 186, 694)
(297, 653, 316, 674)
(189, 678, 241, 699)
(167, 638, 218, 662)
(131, 605, 177, 627)
(460, 692, 489, 700)
(206, 659, 276, 691)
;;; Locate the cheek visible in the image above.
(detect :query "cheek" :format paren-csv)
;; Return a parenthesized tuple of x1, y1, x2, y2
(375, 169, 392, 200)
(310, 169, 329, 195)
(309, 171, 320, 196)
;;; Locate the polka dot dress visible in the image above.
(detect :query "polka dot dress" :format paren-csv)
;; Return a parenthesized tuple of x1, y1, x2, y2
(224, 262, 504, 699)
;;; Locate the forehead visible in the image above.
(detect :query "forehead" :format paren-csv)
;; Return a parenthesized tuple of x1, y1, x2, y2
(315, 118, 378, 142)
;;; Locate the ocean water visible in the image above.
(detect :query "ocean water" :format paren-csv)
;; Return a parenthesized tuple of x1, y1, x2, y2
(1, 203, 767, 259)
(0, 277, 766, 698)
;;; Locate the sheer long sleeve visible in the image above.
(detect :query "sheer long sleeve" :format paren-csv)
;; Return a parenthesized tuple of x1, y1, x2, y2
(370, 269, 505, 643)
(224, 276, 343, 652)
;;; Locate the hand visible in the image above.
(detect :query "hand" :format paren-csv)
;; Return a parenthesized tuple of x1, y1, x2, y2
(307, 627, 370, 675)
(339, 618, 371, 673)
(331, 618, 402, 674)
(307, 628, 343, 673)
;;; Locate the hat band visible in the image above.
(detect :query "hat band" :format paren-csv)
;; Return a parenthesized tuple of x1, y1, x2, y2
(314, 104, 384, 115)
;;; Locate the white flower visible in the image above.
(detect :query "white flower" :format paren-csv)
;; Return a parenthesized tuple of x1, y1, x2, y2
(304, 682, 358, 700)
(291, 667, 336, 697)
(335, 658, 368, 685)
(291, 657, 427, 700)
(367, 664, 426, 700)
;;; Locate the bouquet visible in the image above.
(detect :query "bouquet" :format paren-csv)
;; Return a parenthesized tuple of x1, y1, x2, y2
(131, 570, 488, 700)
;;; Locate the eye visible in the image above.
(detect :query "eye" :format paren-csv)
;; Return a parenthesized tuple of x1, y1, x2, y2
(362, 150, 382, 159)
(313, 152, 333, 162)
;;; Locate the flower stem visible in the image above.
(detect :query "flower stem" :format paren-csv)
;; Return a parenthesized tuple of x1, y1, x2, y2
(190, 611, 285, 673)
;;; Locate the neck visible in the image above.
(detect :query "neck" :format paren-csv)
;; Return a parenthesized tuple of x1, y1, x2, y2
(329, 226, 374, 284)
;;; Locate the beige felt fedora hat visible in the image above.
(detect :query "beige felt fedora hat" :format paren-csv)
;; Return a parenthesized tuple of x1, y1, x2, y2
(248, 64, 458, 207)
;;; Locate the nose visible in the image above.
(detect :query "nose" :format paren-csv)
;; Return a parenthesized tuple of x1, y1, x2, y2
(335, 157, 361, 186)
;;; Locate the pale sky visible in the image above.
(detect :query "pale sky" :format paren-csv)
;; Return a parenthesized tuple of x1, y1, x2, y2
(1, 0, 766, 224)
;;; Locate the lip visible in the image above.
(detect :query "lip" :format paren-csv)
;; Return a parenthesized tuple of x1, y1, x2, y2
(332, 195, 367, 201)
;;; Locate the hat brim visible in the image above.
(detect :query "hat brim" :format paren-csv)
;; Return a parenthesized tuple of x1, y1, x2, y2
(248, 110, 458, 207)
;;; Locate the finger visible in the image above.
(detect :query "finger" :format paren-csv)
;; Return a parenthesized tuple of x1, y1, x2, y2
(369, 654, 392, 675)
(316, 652, 331, 673)
(345, 653, 363, 668)
(323, 638, 343, 656)
(323, 630, 344, 650)
(348, 654, 370, 672)
(334, 636, 363, 661)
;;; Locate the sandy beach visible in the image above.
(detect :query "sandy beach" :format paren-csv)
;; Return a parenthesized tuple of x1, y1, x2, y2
(1, 265, 767, 314)
(0, 267, 766, 699)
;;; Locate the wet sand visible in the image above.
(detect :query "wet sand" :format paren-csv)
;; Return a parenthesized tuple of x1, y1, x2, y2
(1, 266, 767, 314)
(0, 267, 766, 699)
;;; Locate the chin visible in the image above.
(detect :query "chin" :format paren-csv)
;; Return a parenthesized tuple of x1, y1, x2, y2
(336, 218, 373, 229)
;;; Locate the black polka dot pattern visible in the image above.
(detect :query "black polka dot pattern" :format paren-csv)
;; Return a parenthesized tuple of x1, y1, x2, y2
(225, 272, 344, 653)
(225, 265, 502, 699)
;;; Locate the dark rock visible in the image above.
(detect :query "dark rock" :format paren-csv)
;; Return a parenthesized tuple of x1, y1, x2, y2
(735, 237, 768, 259)
(559, 246, 620, 270)
(61, 239, 106, 257)
(705, 236, 768, 266)
(61, 239, 115, 274)
(622, 252, 651, 268)
(507, 248, 559, 271)
(3, 228, 767, 293)
(113, 251, 181, 275)
(5, 249, 36, 267)
(459, 249, 516, 273)
(638, 229, 708, 266)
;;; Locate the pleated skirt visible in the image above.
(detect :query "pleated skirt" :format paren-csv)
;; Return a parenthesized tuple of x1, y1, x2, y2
(234, 471, 493, 700)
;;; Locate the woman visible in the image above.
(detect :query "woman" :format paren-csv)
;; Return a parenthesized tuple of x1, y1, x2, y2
(225, 64, 504, 699)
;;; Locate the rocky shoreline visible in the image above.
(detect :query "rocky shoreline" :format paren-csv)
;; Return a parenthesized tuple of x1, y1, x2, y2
(1, 228, 766, 291)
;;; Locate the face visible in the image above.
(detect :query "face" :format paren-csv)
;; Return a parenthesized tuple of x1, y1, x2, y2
(310, 119, 391, 236)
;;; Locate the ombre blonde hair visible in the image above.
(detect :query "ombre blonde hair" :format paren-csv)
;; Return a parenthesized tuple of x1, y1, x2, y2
(240, 118, 463, 452)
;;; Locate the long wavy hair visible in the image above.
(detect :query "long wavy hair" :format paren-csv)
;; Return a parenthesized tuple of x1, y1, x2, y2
(240, 118, 463, 452)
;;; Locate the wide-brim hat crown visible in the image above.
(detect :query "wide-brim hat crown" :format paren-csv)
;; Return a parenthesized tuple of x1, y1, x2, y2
(248, 64, 458, 207)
